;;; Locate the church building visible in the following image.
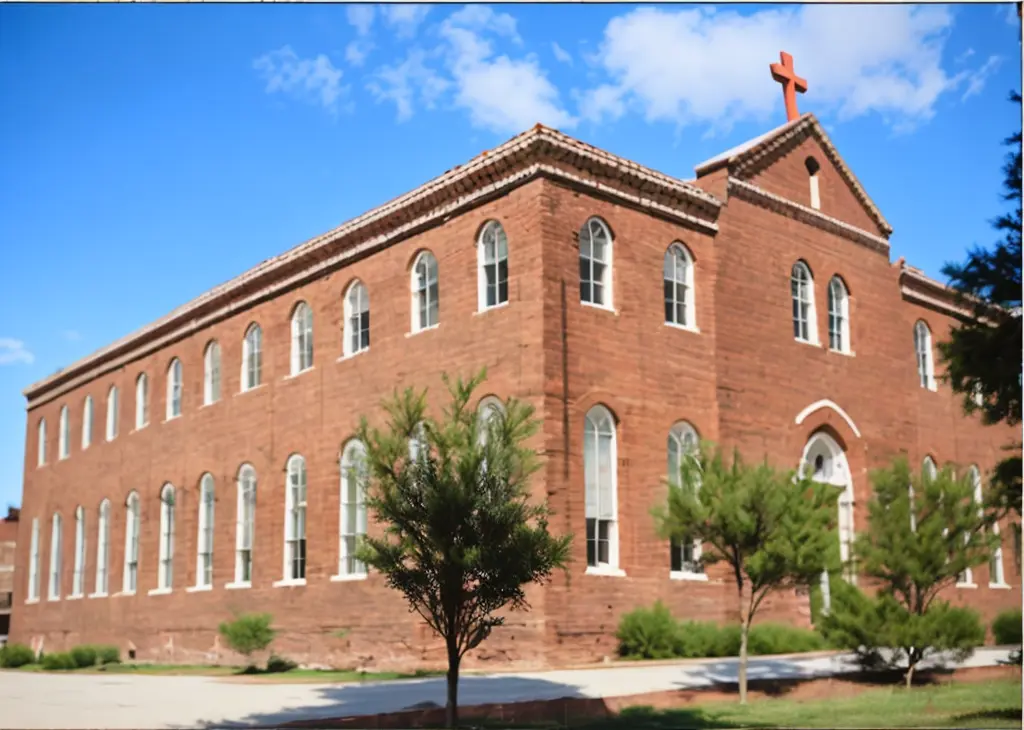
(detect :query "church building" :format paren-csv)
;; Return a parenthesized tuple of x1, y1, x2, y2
(11, 54, 1018, 669)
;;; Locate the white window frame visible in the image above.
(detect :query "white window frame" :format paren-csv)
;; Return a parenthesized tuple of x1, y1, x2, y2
(477, 396, 505, 450)
(233, 465, 257, 586)
(343, 281, 370, 357)
(337, 440, 368, 580)
(204, 341, 221, 405)
(122, 492, 140, 594)
(477, 221, 509, 312)
(71, 506, 86, 597)
(290, 302, 314, 375)
(94, 499, 110, 596)
(58, 406, 70, 460)
(153, 483, 176, 593)
(827, 276, 851, 354)
(242, 324, 263, 392)
(990, 520, 1008, 587)
(806, 157, 821, 210)
(195, 474, 215, 589)
(27, 517, 40, 602)
(48, 512, 62, 600)
(135, 373, 149, 429)
(663, 243, 696, 330)
(956, 466, 983, 587)
(668, 421, 704, 579)
(82, 396, 93, 450)
(411, 251, 439, 333)
(914, 320, 936, 391)
(281, 455, 307, 584)
(37, 418, 46, 467)
(166, 359, 183, 420)
(583, 404, 621, 575)
(106, 386, 119, 441)
(791, 261, 818, 344)
(579, 217, 613, 309)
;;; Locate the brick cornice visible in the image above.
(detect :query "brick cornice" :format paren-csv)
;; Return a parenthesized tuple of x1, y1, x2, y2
(727, 177, 890, 255)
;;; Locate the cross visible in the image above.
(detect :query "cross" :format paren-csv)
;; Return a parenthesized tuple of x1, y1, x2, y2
(770, 51, 807, 122)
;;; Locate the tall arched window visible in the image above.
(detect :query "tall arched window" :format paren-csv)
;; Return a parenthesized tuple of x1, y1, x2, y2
(339, 440, 368, 578)
(914, 320, 935, 390)
(791, 261, 817, 344)
(242, 324, 263, 392)
(988, 471, 1007, 586)
(290, 302, 314, 375)
(408, 421, 427, 463)
(343, 281, 370, 357)
(805, 156, 821, 210)
(827, 276, 850, 353)
(579, 217, 612, 308)
(157, 484, 175, 591)
(477, 396, 505, 450)
(71, 505, 86, 597)
(123, 492, 140, 594)
(95, 499, 110, 596)
(664, 243, 695, 329)
(27, 517, 40, 602)
(82, 396, 93, 450)
(135, 373, 149, 429)
(37, 418, 46, 467)
(166, 359, 183, 419)
(283, 455, 307, 582)
(48, 512, 63, 600)
(58, 406, 70, 460)
(922, 456, 938, 482)
(196, 474, 215, 589)
(583, 404, 618, 571)
(106, 386, 119, 441)
(411, 251, 439, 332)
(235, 465, 257, 585)
(204, 341, 221, 405)
(667, 421, 702, 577)
(478, 221, 509, 311)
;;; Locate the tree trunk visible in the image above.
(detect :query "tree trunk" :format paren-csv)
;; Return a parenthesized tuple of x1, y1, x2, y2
(445, 640, 461, 729)
(739, 618, 750, 705)
(905, 661, 915, 690)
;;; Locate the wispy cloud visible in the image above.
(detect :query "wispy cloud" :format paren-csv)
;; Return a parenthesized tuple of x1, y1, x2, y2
(347, 5, 376, 37)
(368, 48, 450, 122)
(253, 46, 347, 114)
(380, 5, 432, 40)
(0, 338, 33, 366)
(552, 42, 573, 66)
(961, 55, 1002, 101)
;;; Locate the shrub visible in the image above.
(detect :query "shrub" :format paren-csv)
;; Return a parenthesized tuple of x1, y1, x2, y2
(748, 623, 826, 656)
(218, 613, 276, 664)
(41, 652, 77, 671)
(993, 609, 1022, 646)
(616, 602, 682, 659)
(95, 645, 121, 665)
(0, 643, 35, 668)
(70, 645, 98, 668)
(266, 654, 298, 673)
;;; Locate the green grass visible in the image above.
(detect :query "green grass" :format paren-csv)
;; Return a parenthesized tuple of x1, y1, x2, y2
(3, 662, 441, 682)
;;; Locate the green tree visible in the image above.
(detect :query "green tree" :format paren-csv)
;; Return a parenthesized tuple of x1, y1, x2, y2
(355, 370, 572, 729)
(938, 91, 1022, 517)
(218, 612, 276, 669)
(821, 459, 995, 688)
(655, 443, 839, 704)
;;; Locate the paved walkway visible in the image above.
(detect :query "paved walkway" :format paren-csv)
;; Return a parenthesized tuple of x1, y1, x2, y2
(0, 647, 1014, 729)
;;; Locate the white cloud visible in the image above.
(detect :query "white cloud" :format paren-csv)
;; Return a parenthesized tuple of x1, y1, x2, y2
(253, 46, 347, 113)
(956, 47, 976, 64)
(380, 5, 432, 39)
(61, 330, 82, 342)
(346, 39, 375, 67)
(580, 5, 986, 133)
(368, 48, 450, 121)
(962, 55, 1002, 101)
(347, 5, 376, 37)
(552, 42, 573, 66)
(0, 338, 33, 366)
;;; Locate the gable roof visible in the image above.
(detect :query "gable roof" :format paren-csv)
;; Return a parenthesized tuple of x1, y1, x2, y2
(694, 113, 893, 237)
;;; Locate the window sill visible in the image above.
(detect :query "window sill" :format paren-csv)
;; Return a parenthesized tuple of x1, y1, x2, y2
(475, 301, 509, 316)
(147, 587, 172, 596)
(828, 348, 855, 357)
(237, 384, 265, 398)
(47, 596, 60, 602)
(330, 573, 368, 583)
(66, 593, 84, 601)
(406, 323, 440, 338)
(338, 348, 369, 363)
(224, 581, 251, 590)
(989, 582, 1012, 590)
(59, 455, 69, 462)
(669, 571, 708, 582)
(665, 321, 700, 335)
(24, 598, 39, 605)
(200, 398, 221, 409)
(284, 366, 315, 381)
(162, 415, 181, 424)
(585, 566, 626, 578)
(131, 424, 149, 434)
(273, 578, 307, 588)
(88, 592, 107, 599)
(112, 591, 136, 598)
(795, 337, 821, 348)
(580, 300, 617, 315)
(186, 585, 213, 593)
(955, 582, 978, 589)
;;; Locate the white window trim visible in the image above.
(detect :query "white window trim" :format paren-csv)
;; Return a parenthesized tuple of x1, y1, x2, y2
(122, 492, 140, 595)
(410, 251, 440, 334)
(95, 500, 110, 596)
(338, 441, 369, 579)
(196, 474, 215, 590)
(37, 419, 46, 467)
(791, 261, 819, 346)
(583, 404, 619, 571)
(241, 324, 262, 392)
(663, 243, 696, 331)
(48, 513, 62, 601)
(579, 217, 614, 310)
(106, 387, 119, 441)
(827, 276, 852, 355)
(135, 374, 149, 430)
(82, 396, 93, 450)
(58, 406, 70, 460)
(809, 170, 821, 211)
(283, 455, 307, 582)
(290, 303, 314, 376)
(915, 321, 937, 392)
(235, 465, 257, 585)
(477, 221, 510, 312)
(27, 517, 40, 602)
(343, 281, 370, 358)
(668, 421, 703, 578)
(157, 484, 175, 591)
(204, 341, 221, 406)
(71, 506, 86, 598)
(166, 360, 183, 421)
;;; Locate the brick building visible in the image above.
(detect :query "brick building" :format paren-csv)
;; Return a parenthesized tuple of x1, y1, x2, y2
(10, 111, 1019, 669)
(0, 507, 19, 643)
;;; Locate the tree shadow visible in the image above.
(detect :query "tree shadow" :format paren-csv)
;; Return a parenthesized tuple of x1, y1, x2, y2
(952, 708, 1022, 723)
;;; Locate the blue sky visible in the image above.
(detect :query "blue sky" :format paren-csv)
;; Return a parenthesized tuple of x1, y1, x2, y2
(0, 3, 1020, 509)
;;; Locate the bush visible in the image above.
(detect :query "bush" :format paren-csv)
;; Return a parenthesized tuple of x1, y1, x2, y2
(0, 643, 35, 668)
(70, 645, 98, 668)
(41, 652, 77, 671)
(676, 620, 728, 658)
(266, 654, 298, 673)
(992, 609, 1022, 646)
(616, 602, 683, 659)
(218, 613, 276, 663)
(748, 623, 826, 655)
(95, 645, 121, 665)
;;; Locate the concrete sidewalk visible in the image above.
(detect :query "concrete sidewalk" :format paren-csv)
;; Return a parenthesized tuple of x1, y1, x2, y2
(0, 646, 1015, 729)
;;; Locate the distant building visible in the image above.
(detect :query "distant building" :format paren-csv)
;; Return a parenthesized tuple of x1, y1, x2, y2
(0, 507, 19, 644)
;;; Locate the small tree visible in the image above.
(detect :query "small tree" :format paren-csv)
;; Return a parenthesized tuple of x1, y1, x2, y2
(655, 442, 839, 704)
(820, 459, 995, 688)
(355, 370, 572, 729)
(218, 612, 276, 669)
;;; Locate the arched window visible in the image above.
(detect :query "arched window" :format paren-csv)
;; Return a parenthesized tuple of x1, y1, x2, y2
(805, 156, 821, 210)
(408, 421, 427, 463)
(283, 455, 307, 582)
(71, 505, 86, 597)
(290, 302, 314, 375)
(343, 281, 370, 357)
(204, 341, 221, 405)
(584, 405, 618, 570)
(986, 468, 1006, 587)
(95, 499, 110, 596)
(82, 396, 93, 450)
(135, 373, 149, 429)
(477, 396, 505, 448)
(123, 492, 140, 594)
(664, 243, 695, 329)
(157, 484, 175, 591)
(922, 456, 937, 482)
(235, 465, 257, 585)
(196, 474, 215, 589)
(411, 251, 439, 332)
(37, 418, 46, 467)
(914, 320, 935, 390)
(579, 217, 612, 308)
(478, 221, 509, 311)
(668, 421, 702, 576)
(27, 517, 40, 602)
(827, 276, 850, 353)
(59, 406, 70, 460)
(106, 386, 119, 441)
(48, 512, 63, 600)
(791, 261, 817, 344)
(242, 324, 263, 392)
(166, 359, 182, 419)
(339, 440, 368, 578)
